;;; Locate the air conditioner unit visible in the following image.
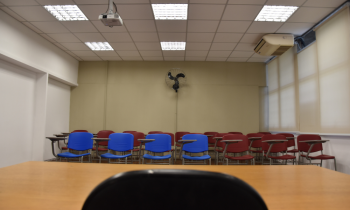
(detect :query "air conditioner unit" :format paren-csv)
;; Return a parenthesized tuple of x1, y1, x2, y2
(254, 34, 294, 56)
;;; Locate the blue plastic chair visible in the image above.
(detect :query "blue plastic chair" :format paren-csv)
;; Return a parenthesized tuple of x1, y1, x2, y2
(182, 134, 211, 165)
(100, 133, 134, 164)
(57, 132, 93, 162)
(142, 134, 173, 164)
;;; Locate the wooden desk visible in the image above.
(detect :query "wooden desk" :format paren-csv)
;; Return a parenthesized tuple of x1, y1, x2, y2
(1, 162, 350, 210)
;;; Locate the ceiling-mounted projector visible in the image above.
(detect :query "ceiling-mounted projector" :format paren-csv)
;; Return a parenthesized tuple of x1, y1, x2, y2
(98, 0, 123, 27)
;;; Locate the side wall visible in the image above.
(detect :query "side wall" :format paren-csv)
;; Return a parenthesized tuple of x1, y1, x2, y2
(70, 61, 266, 134)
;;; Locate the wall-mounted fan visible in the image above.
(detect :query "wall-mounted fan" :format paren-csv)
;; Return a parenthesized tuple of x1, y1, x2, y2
(165, 68, 186, 92)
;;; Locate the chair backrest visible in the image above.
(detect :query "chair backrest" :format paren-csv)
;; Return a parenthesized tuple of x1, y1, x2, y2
(72, 130, 88, 133)
(258, 132, 271, 134)
(145, 134, 171, 153)
(148, 131, 163, 134)
(68, 132, 93, 151)
(97, 130, 115, 146)
(277, 133, 295, 147)
(204, 132, 218, 144)
(82, 169, 268, 210)
(223, 134, 249, 153)
(297, 134, 323, 153)
(163, 132, 175, 146)
(215, 133, 230, 148)
(261, 134, 287, 153)
(228, 132, 243, 135)
(123, 131, 137, 133)
(182, 134, 208, 153)
(246, 133, 264, 148)
(175, 131, 190, 143)
(108, 133, 134, 152)
(130, 132, 144, 147)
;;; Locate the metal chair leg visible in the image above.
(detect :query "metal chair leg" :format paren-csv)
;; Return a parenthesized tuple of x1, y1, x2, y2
(334, 158, 337, 171)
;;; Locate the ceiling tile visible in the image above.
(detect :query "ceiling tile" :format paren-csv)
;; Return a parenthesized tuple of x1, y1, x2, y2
(206, 57, 227, 61)
(186, 43, 211, 50)
(75, 0, 150, 4)
(102, 33, 133, 42)
(210, 43, 237, 50)
(246, 22, 283, 33)
(163, 51, 185, 56)
(80, 56, 102, 61)
(9, 6, 57, 21)
(188, 20, 219, 32)
(228, 0, 265, 4)
(78, 5, 107, 21)
(303, 0, 345, 7)
(190, 0, 226, 3)
(71, 51, 97, 56)
(74, 33, 106, 42)
(207, 51, 231, 57)
(110, 43, 137, 51)
(164, 57, 185, 61)
(0, 0, 38, 6)
(287, 7, 335, 23)
(40, 34, 56, 42)
(222, 5, 263, 20)
(117, 5, 154, 20)
(240, 33, 264, 44)
(213, 33, 243, 43)
(156, 20, 187, 33)
(188, 5, 225, 20)
(31, 22, 70, 33)
(22, 22, 43, 33)
(276, 22, 315, 35)
(159, 33, 186, 42)
(36, 0, 75, 5)
(1, 7, 26, 21)
(234, 43, 256, 51)
(47, 33, 81, 42)
(61, 21, 98, 32)
(124, 20, 156, 32)
(185, 51, 208, 57)
(151, 0, 188, 3)
(91, 21, 127, 33)
(130, 33, 159, 42)
(187, 33, 215, 42)
(230, 51, 255, 57)
(227, 58, 249, 62)
(134, 42, 161, 50)
(120, 56, 143, 61)
(100, 56, 122, 61)
(116, 51, 140, 56)
(265, 0, 307, 6)
(61, 42, 90, 50)
(139, 51, 163, 56)
(93, 51, 119, 56)
(142, 56, 164, 61)
(53, 43, 68, 51)
(185, 56, 206, 61)
(247, 57, 268, 62)
(217, 21, 252, 33)
(251, 53, 273, 59)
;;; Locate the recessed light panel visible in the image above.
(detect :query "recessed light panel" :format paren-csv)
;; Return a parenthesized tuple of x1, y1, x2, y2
(161, 42, 186, 50)
(85, 42, 114, 51)
(44, 5, 88, 21)
(255, 5, 298, 22)
(152, 4, 188, 20)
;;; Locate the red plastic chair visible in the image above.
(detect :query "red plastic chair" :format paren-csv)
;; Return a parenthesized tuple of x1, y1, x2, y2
(261, 134, 296, 165)
(214, 133, 230, 165)
(228, 132, 243, 135)
(277, 133, 298, 155)
(148, 131, 163, 134)
(174, 132, 190, 159)
(204, 132, 218, 147)
(246, 133, 264, 162)
(92, 130, 115, 159)
(258, 132, 271, 134)
(297, 134, 336, 170)
(222, 134, 255, 165)
(123, 131, 137, 133)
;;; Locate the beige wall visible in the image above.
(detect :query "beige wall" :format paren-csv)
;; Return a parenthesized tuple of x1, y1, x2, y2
(70, 61, 266, 134)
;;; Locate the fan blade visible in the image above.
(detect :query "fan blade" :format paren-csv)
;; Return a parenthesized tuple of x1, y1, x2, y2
(173, 80, 180, 92)
(175, 73, 185, 78)
(168, 72, 175, 80)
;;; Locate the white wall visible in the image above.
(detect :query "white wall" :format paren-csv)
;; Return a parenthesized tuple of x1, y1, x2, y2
(44, 79, 71, 160)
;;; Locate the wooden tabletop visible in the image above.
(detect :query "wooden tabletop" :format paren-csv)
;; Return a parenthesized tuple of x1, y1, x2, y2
(1, 162, 350, 210)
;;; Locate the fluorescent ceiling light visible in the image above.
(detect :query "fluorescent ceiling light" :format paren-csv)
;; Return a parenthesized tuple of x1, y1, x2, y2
(255, 5, 298, 22)
(85, 42, 114, 51)
(161, 42, 186, 50)
(152, 4, 188, 20)
(44, 5, 88, 21)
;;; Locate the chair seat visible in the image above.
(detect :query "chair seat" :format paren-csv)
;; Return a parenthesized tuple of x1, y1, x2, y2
(309, 154, 335, 160)
(57, 152, 90, 158)
(143, 154, 171, 160)
(92, 147, 108, 151)
(287, 149, 298, 153)
(268, 155, 296, 160)
(225, 155, 254, 160)
(182, 154, 211, 160)
(101, 153, 131, 159)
